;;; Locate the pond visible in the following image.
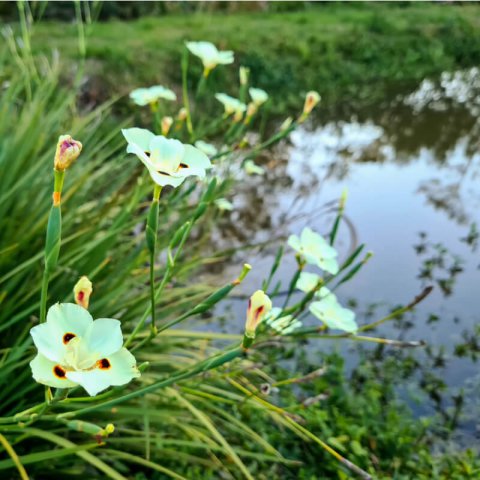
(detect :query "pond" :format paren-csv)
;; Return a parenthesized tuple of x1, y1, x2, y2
(202, 68, 480, 444)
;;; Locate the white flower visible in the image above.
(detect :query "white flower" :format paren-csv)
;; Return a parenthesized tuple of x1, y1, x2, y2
(309, 287, 357, 333)
(30, 303, 140, 396)
(245, 290, 272, 338)
(249, 87, 268, 106)
(265, 307, 302, 335)
(129, 85, 176, 106)
(296, 271, 322, 292)
(195, 140, 218, 157)
(186, 41, 234, 72)
(288, 227, 339, 274)
(244, 159, 265, 176)
(122, 128, 212, 188)
(214, 198, 233, 211)
(215, 93, 247, 119)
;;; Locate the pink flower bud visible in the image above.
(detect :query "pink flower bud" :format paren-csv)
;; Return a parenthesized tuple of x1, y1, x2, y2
(54, 135, 82, 171)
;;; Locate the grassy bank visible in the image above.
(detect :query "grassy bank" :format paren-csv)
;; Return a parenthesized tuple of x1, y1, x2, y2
(12, 3, 480, 113)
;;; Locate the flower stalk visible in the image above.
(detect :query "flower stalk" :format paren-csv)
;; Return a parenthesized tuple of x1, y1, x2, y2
(146, 184, 162, 334)
(181, 47, 194, 137)
(40, 136, 82, 324)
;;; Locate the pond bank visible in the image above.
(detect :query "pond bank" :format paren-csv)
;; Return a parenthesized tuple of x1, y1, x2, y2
(18, 3, 480, 113)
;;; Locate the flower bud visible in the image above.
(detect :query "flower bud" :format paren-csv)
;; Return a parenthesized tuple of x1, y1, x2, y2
(233, 110, 244, 123)
(279, 116, 293, 132)
(161, 116, 173, 136)
(177, 108, 187, 125)
(74, 276, 93, 309)
(246, 102, 257, 119)
(302, 91, 321, 116)
(54, 135, 82, 171)
(239, 66, 250, 86)
(244, 290, 272, 345)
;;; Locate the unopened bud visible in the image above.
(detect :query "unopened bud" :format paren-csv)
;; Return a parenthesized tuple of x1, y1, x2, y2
(239, 66, 250, 86)
(161, 116, 173, 136)
(279, 116, 293, 132)
(302, 91, 321, 116)
(233, 110, 244, 123)
(74, 276, 93, 309)
(54, 135, 82, 171)
(104, 423, 115, 435)
(246, 102, 257, 119)
(177, 108, 187, 122)
(243, 290, 272, 348)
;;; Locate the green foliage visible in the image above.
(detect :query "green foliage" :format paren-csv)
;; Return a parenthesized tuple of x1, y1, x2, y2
(6, 4, 480, 113)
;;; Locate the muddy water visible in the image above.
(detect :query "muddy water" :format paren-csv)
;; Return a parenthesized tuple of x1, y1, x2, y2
(204, 69, 480, 440)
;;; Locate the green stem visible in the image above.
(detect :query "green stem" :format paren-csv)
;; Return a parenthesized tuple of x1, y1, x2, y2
(39, 269, 50, 324)
(149, 251, 156, 335)
(181, 47, 193, 138)
(57, 347, 244, 419)
(147, 185, 161, 334)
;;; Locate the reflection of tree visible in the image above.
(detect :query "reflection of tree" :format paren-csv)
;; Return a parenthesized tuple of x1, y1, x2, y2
(355, 101, 478, 163)
(418, 180, 468, 224)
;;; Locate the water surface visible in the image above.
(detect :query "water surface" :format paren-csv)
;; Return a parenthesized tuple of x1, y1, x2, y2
(206, 68, 480, 441)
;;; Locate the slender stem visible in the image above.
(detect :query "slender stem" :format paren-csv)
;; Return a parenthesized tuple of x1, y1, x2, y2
(39, 269, 50, 323)
(181, 47, 193, 137)
(149, 251, 156, 335)
(56, 347, 244, 419)
(148, 185, 161, 335)
(358, 285, 433, 333)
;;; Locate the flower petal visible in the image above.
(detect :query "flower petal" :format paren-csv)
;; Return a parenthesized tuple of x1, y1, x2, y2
(309, 298, 357, 333)
(296, 272, 321, 292)
(85, 319, 123, 357)
(30, 353, 77, 389)
(217, 50, 234, 64)
(318, 256, 339, 275)
(66, 348, 140, 397)
(149, 136, 185, 173)
(147, 167, 186, 187)
(122, 128, 155, 153)
(31, 303, 93, 362)
(150, 85, 177, 101)
(287, 234, 301, 253)
(126, 142, 158, 171)
(183, 145, 212, 170)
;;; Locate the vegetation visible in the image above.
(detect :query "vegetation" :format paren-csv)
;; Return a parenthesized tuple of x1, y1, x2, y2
(0, 3, 478, 479)
(2, 3, 480, 113)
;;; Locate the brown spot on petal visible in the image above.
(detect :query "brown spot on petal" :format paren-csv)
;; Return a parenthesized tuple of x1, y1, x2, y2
(178, 163, 188, 169)
(63, 333, 76, 344)
(97, 358, 111, 370)
(53, 365, 67, 379)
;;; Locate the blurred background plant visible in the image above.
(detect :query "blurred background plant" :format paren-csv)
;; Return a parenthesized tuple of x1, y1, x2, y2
(0, 2, 479, 479)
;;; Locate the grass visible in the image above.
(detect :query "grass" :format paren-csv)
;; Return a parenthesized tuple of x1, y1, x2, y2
(9, 3, 480, 113)
(0, 4, 479, 478)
